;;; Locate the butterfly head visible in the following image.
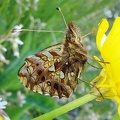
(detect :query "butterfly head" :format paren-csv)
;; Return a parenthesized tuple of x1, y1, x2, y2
(66, 21, 81, 43)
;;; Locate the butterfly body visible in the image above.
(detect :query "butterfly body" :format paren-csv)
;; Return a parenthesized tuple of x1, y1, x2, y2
(18, 21, 87, 98)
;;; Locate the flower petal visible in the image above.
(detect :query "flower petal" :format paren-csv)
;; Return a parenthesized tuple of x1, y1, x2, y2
(101, 17, 120, 60)
(96, 19, 109, 51)
(91, 17, 120, 115)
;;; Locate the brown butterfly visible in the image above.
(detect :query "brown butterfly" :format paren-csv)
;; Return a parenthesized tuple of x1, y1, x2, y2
(18, 21, 88, 98)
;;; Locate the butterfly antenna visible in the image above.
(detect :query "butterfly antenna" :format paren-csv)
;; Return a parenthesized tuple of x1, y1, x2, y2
(81, 31, 93, 38)
(56, 7, 68, 29)
(11, 28, 64, 33)
(81, 25, 99, 38)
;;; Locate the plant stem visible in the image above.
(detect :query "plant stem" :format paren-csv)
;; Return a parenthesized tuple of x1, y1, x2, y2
(32, 94, 97, 120)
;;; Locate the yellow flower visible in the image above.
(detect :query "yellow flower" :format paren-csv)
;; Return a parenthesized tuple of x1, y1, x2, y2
(90, 17, 120, 115)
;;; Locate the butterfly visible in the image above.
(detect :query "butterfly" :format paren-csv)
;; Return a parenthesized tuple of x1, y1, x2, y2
(18, 21, 88, 98)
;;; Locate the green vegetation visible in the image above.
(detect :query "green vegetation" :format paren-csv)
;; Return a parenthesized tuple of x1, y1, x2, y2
(0, 0, 119, 119)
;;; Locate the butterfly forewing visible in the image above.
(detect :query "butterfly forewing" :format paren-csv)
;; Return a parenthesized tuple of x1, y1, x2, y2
(18, 21, 87, 98)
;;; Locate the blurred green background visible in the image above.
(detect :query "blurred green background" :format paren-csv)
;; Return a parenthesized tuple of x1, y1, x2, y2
(0, 0, 120, 120)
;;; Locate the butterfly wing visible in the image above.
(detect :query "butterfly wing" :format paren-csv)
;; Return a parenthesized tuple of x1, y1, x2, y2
(18, 22, 87, 98)
(18, 43, 82, 98)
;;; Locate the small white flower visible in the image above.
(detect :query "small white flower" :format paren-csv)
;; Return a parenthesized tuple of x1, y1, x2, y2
(11, 24, 23, 36)
(0, 52, 9, 64)
(0, 97, 10, 120)
(0, 45, 7, 52)
(34, 0, 39, 3)
(15, 38, 23, 45)
(16, 0, 39, 12)
(0, 45, 9, 64)
(10, 24, 24, 58)
(29, 15, 46, 29)
(0, 24, 23, 64)
(0, 109, 10, 120)
(0, 97, 7, 109)
(12, 40, 20, 58)
(17, 91, 26, 107)
(1, 90, 12, 100)
(104, 8, 113, 19)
